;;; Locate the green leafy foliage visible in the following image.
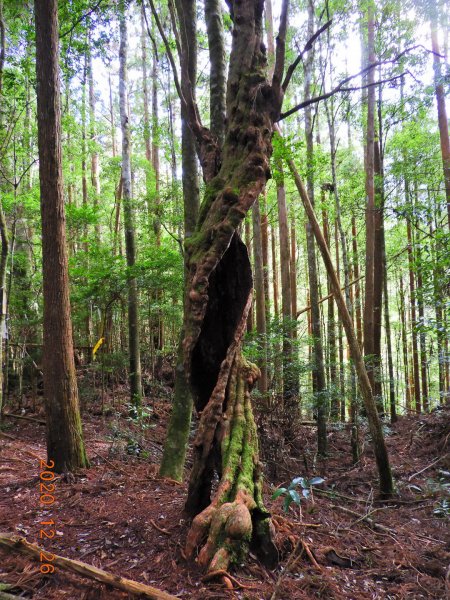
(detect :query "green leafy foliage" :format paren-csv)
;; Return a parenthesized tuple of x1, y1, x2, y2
(272, 475, 325, 513)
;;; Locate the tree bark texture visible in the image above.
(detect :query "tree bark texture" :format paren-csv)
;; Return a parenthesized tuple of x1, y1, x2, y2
(34, 0, 88, 471)
(205, 0, 226, 146)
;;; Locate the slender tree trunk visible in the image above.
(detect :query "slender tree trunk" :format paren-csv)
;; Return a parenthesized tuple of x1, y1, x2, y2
(245, 219, 253, 332)
(160, 0, 198, 481)
(352, 217, 363, 348)
(108, 72, 117, 158)
(433, 224, 446, 404)
(406, 220, 421, 413)
(304, 0, 327, 454)
(290, 219, 298, 340)
(0, 0, 8, 418)
(416, 246, 429, 411)
(34, 0, 88, 471)
(382, 229, 396, 422)
(322, 205, 338, 419)
(372, 140, 384, 414)
(271, 225, 279, 318)
(0, 203, 8, 418)
(140, 5, 152, 164)
(88, 38, 100, 242)
(253, 198, 268, 398)
(399, 276, 411, 412)
(119, 0, 142, 409)
(363, 1, 376, 399)
(267, 0, 296, 407)
(335, 222, 346, 423)
(261, 199, 270, 321)
(430, 16, 450, 229)
(277, 173, 295, 405)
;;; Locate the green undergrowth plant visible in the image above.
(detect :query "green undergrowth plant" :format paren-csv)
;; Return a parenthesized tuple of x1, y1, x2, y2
(272, 475, 325, 519)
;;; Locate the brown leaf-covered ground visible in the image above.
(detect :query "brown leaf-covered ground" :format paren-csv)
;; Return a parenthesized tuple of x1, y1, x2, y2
(0, 388, 448, 599)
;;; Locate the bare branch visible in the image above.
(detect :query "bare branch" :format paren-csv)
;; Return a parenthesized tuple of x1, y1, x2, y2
(271, 0, 289, 103)
(280, 73, 406, 120)
(145, 0, 219, 182)
(145, 0, 186, 113)
(60, 0, 104, 38)
(141, 1, 159, 59)
(282, 19, 332, 93)
(280, 44, 431, 120)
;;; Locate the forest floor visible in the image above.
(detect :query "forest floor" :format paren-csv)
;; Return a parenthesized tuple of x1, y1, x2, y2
(0, 384, 449, 600)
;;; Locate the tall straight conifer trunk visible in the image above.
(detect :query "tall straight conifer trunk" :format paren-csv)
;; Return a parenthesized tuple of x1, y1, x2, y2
(34, 0, 88, 471)
(119, 0, 142, 408)
(304, 0, 327, 454)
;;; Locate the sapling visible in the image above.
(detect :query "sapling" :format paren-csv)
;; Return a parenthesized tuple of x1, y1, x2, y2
(272, 476, 325, 521)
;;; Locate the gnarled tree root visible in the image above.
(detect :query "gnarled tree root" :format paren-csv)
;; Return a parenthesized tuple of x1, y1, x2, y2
(185, 354, 277, 572)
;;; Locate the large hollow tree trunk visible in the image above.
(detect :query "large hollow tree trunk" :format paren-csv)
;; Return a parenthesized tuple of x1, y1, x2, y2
(180, 1, 280, 572)
(35, 0, 88, 471)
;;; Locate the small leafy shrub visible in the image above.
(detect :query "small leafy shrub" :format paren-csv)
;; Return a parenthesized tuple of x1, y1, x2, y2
(272, 476, 325, 513)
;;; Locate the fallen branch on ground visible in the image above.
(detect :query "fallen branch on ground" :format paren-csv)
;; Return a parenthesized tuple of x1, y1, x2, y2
(408, 455, 445, 481)
(331, 505, 395, 534)
(3, 413, 46, 425)
(0, 534, 177, 600)
(149, 519, 170, 536)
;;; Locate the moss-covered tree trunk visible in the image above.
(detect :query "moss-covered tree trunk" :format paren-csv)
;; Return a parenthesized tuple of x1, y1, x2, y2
(177, 0, 280, 573)
(149, 0, 291, 571)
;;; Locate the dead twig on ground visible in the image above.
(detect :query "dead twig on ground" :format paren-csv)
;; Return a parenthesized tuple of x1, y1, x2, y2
(149, 519, 170, 536)
(331, 504, 395, 534)
(408, 455, 446, 481)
